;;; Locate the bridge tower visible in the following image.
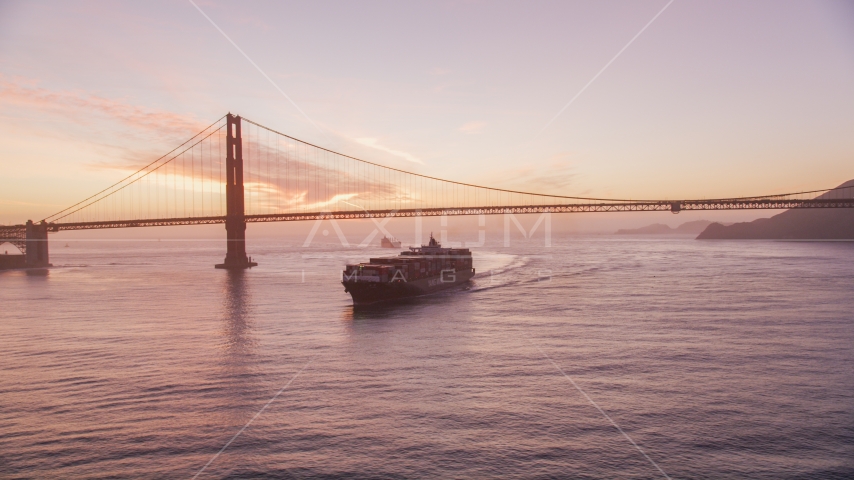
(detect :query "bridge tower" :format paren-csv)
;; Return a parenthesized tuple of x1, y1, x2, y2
(215, 114, 257, 269)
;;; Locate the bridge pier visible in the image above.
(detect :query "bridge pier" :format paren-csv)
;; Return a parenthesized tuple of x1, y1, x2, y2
(216, 114, 257, 270)
(25, 220, 50, 268)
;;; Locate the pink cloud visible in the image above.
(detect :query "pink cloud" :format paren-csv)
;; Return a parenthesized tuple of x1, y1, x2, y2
(457, 121, 486, 134)
(0, 76, 210, 141)
(483, 153, 578, 194)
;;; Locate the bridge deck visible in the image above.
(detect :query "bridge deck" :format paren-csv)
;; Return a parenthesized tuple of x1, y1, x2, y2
(2, 198, 852, 233)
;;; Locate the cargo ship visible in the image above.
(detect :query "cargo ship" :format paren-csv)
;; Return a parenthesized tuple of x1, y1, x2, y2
(342, 234, 475, 305)
(380, 235, 401, 248)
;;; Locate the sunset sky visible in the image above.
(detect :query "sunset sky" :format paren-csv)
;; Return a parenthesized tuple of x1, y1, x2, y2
(1, 0, 852, 226)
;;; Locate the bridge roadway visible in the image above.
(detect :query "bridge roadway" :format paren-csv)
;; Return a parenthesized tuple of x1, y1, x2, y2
(2, 195, 852, 269)
(0, 197, 849, 233)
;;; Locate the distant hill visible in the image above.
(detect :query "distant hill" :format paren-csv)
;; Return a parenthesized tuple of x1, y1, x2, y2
(616, 220, 714, 235)
(697, 180, 854, 240)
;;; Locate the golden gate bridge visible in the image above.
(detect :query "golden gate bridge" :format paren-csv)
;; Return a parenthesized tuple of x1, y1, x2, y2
(2, 113, 853, 269)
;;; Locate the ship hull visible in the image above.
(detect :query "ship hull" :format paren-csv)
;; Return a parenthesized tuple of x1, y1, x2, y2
(343, 269, 474, 305)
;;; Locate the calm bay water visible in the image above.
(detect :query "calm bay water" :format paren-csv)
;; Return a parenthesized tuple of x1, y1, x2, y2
(1, 236, 853, 479)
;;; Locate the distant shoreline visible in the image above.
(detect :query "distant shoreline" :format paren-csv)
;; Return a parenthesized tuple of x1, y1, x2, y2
(697, 180, 854, 240)
(615, 220, 714, 235)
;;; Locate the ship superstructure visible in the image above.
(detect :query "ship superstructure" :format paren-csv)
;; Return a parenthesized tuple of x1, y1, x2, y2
(380, 235, 402, 248)
(342, 234, 475, 305)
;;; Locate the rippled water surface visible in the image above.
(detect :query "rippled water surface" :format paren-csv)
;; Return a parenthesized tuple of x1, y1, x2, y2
(2, 236, 853, 479)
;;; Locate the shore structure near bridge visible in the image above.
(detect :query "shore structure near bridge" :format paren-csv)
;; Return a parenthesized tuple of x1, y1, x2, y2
(0, 220, 50, 269)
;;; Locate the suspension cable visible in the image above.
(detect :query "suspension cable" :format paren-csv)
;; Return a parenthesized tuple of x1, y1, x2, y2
(49, 123, 226, 223)
(241, 117, 850, 203)
(43, 115, 226, 222)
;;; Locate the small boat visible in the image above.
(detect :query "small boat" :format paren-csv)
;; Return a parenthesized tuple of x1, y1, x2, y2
(380, 235, 402, 248)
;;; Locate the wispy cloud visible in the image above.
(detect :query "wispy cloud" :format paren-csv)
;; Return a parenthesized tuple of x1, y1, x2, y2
(0, 77, 207, 139)
(354, 138, 423, 164)
(0, 198, 66, 208)
(429, 67, 451, 76)
(486, 154, 577, 193)
(458, 121, 486, 134)
(0, 76, 219, 175)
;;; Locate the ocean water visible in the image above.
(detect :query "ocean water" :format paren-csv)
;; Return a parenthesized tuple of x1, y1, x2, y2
(1, 236, 853, 479)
